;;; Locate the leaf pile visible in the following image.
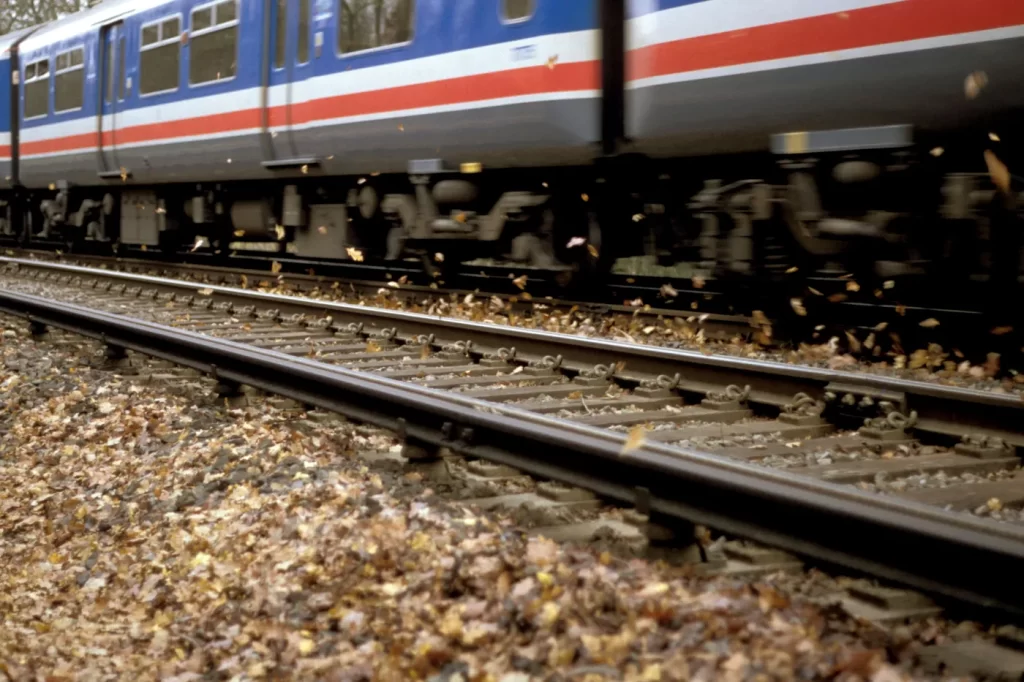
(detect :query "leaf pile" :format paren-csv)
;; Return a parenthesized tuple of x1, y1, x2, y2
(0, 321, 967, 681)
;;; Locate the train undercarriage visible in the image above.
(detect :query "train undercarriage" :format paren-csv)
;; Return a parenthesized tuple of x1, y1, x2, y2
(1, 124, 1021, 297)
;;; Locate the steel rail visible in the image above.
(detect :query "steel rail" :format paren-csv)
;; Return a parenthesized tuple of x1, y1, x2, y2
(4, 256, 1023, 446)
(1, 288, 1024, 619)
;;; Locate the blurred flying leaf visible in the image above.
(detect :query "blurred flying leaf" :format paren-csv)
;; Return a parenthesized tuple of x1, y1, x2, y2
(964, 71, 988, 99)
(984, 150, 1011, 193)
(621, 425, 647, 455)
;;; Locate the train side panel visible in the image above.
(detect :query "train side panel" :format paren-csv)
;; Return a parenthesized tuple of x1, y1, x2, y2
(0, 46, 12, 188)
(626, 0, 1024, 157)
(0, 29, 34, 189)
(285, 0, 601, 175)
(17, 0, 601, 192)
(18, 0, 269, 189)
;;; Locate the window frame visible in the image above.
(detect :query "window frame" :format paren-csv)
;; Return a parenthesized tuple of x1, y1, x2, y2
(138, 12, 184, 98)
(23, 57, 51, 121)
(499, 0, 537, 25)
(54, 45, 86, 113)
(335, 0, 415, 59)
(188, 0, 240, 88)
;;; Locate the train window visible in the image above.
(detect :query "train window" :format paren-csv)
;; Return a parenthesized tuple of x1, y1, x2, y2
(192, 7, 213, 31)
(163, 17, 181, 38)
(118, 36, 126, 100)
(105, 39, 114, 104)
(189, 0, 239, 85)
(140, 16, 182, 95)
(24, 59, 49, 119)
(274, 0, 286, 69)
(337, 0, 413, 55)
(297, 0, 310, 64)
(55, 47, 85, 112)
(218, 1, 237, 24)
(502, 0, 535, 22)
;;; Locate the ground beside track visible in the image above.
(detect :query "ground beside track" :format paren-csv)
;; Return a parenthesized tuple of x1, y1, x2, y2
(2, 319, 1019, 680)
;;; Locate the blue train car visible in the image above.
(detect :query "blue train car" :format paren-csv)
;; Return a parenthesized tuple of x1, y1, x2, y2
(11, 0, 601, 262)
(0, 28, 36, 191)
(16, 0, 600, 187)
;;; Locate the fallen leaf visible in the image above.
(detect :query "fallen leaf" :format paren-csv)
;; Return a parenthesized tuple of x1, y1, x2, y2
(512, 275, 528, 290)
(271, 261, 282, 275)
(621, 425, 647, 454)
(919, 318, 940, 328)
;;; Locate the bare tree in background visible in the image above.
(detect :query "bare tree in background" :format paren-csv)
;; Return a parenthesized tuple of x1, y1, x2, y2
(0, 0, 89, 36)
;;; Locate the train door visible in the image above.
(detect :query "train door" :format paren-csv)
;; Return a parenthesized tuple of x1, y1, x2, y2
(265, 0, 316, 166)
(97, 21, 124, 178)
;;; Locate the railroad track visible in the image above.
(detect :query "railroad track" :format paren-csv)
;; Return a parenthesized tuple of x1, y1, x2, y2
(9, 248, 1003, 360)
(2, 258, 1024, 628)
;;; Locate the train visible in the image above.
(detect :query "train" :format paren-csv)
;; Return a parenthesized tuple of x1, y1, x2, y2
(0, 0, 1022, 288)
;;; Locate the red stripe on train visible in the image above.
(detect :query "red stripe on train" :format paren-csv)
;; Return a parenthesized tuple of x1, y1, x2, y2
(20, 62, 599, 157)
(628, 0, 1024, 81)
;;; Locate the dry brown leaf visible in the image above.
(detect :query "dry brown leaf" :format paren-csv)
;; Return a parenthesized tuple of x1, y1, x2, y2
(271, 260, 282, 275)
(790, 298, 807, 316)
(659, 283, 679, 298)
(984, 150, 1012, 193)
(845, 281, 860, 292)
(691, 276, 706, 289)
(512, 275, 528, 290)
(991, 326, 1014, 335)
(197, 288, 213, 296)
(621, 425, 647, 454)
(919, 318, 940, 328)
(965, 70, 988, 99)
(587, 244, 599, 258)
(346, 247, 364, 262)
(365, 340, 382, 353)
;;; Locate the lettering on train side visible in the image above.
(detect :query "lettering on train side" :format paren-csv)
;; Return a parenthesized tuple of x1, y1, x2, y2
(510, 44, 537, 62)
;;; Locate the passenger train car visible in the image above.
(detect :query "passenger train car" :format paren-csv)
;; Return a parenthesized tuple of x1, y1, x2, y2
(0, 0, 1022, 285)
